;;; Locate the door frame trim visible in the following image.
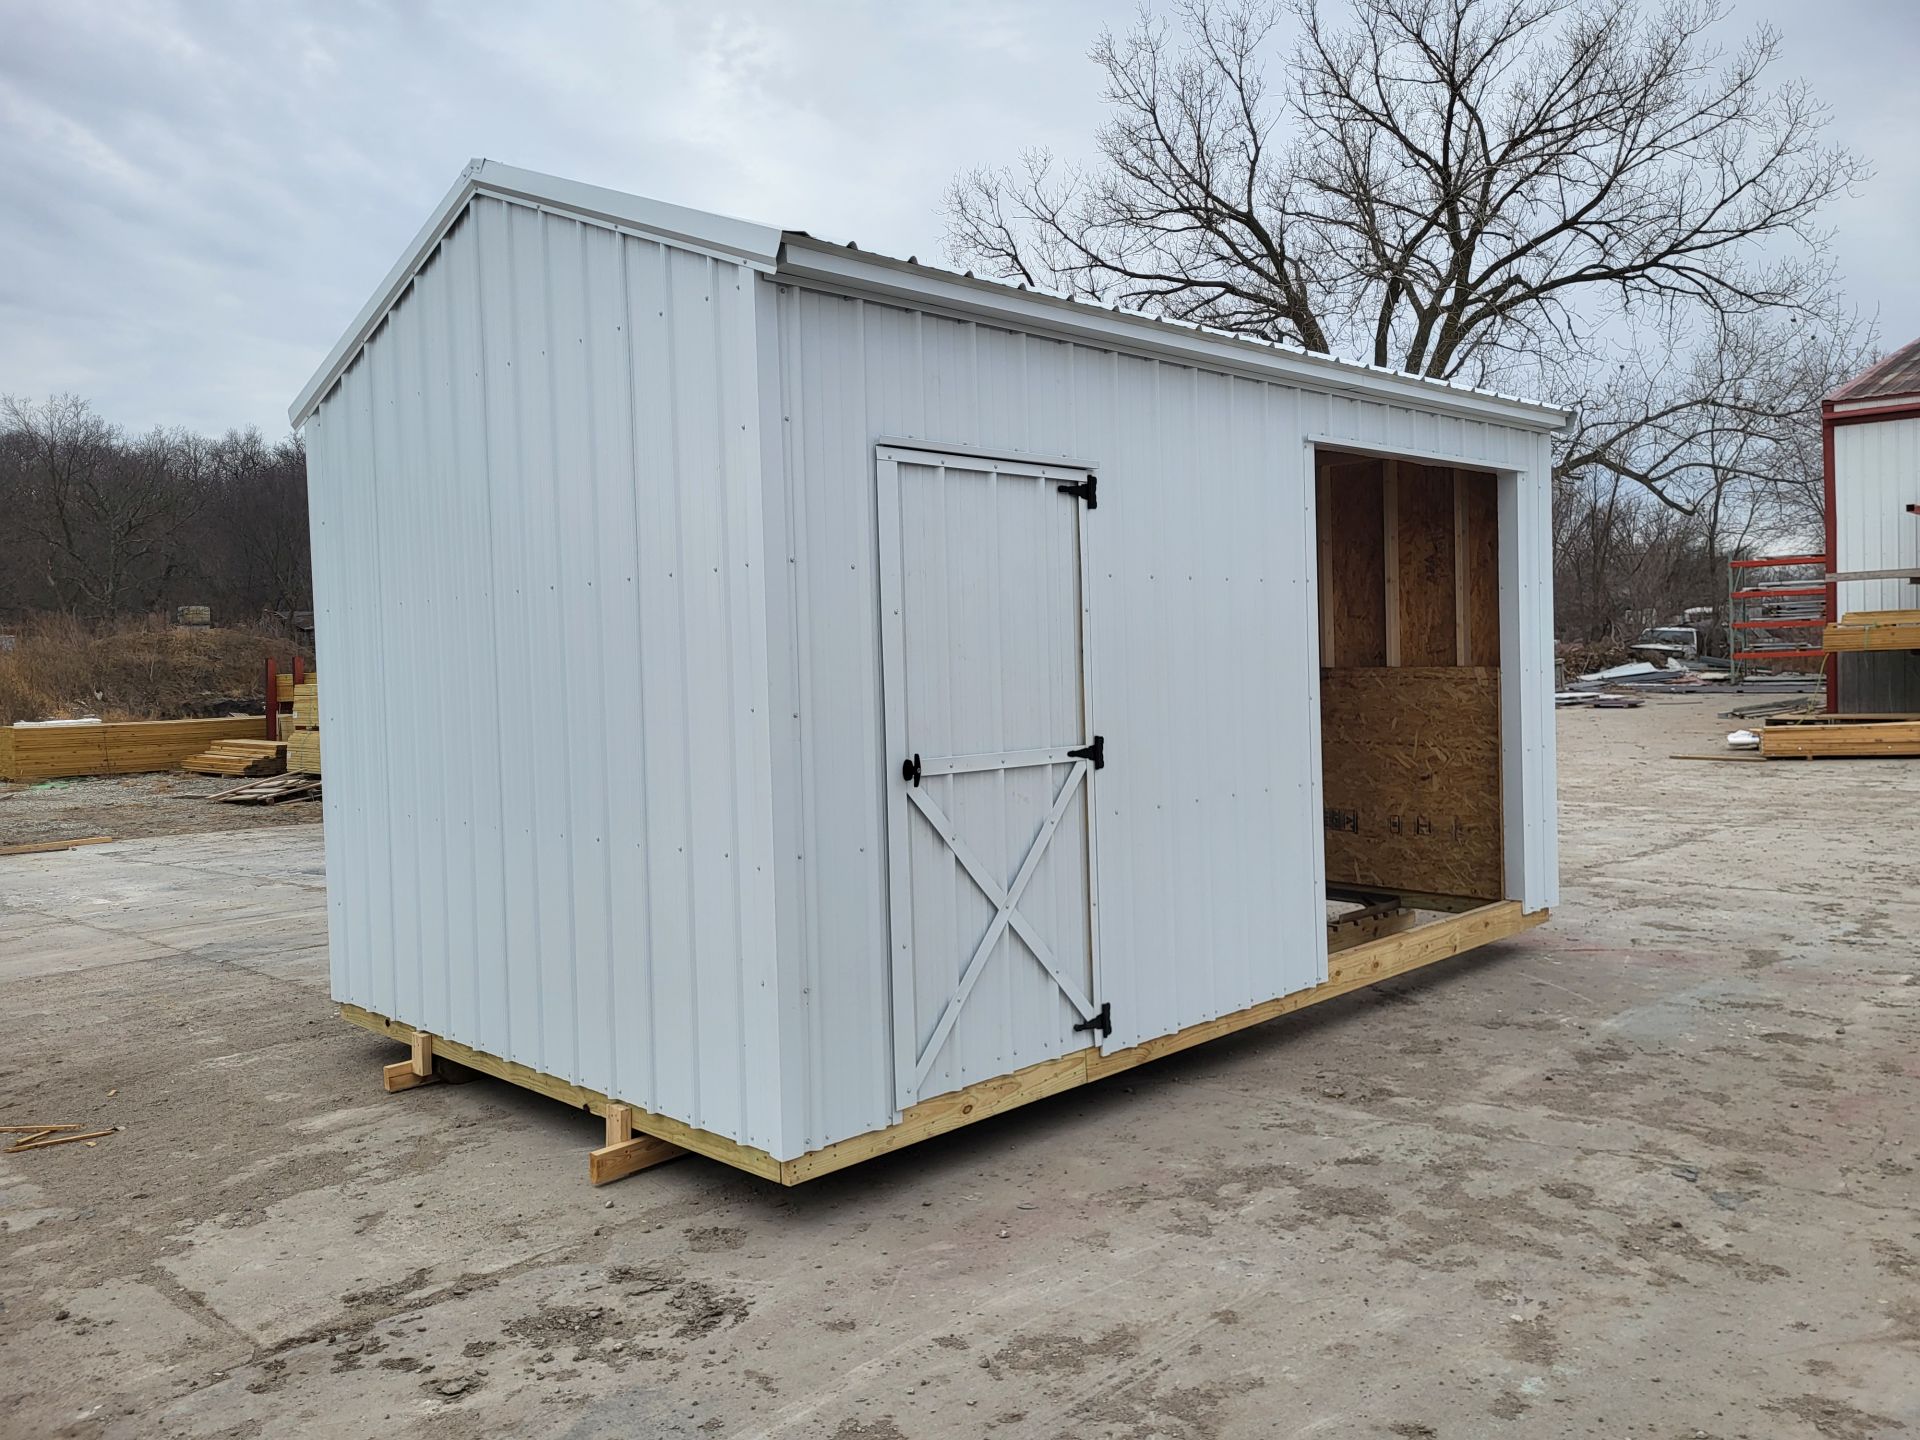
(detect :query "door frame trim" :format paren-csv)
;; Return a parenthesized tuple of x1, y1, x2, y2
(874, 443, 1102, 1113)
(875, 437, 1097, 472)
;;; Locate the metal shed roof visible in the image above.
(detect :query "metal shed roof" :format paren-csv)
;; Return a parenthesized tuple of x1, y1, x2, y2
(1827, 334, 1920, 409)
(289, 159, 1572, 431)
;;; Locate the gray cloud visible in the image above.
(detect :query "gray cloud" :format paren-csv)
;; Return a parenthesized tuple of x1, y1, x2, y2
(2, 0, 1914, 435)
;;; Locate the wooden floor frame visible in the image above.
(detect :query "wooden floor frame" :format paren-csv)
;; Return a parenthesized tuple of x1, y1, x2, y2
(346, 898, 1546, 1187)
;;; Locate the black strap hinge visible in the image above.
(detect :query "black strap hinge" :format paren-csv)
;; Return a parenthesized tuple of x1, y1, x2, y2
(1068, 734, 1105, 769)
(902, 753, 922, 787)
(1074, 1001, 1112, 1038)
(1056, 475, 1097, 508)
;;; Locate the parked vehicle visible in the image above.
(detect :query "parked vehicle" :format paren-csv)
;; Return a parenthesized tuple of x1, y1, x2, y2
(1629, 625, 1701, 662)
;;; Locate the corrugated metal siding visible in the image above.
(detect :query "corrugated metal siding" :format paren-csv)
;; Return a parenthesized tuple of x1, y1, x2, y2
(306, 195, 787, 1155)
(760, 281, 1561, 1153)
(1834, 418, 1920, 614)
(1509, 431, 1560, 913)
(1836, 653, 1920, 712)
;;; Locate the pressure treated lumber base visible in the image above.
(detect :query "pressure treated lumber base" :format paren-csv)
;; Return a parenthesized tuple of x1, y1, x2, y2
(343, 899, 1547, 1187)
(376, 1025, 681, 1183)
(381, 1030, 441, 1092)
(591, 1104, 686, 1185)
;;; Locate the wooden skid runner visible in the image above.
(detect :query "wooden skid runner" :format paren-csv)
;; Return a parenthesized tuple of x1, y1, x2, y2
(347, 900, 1547, 1186)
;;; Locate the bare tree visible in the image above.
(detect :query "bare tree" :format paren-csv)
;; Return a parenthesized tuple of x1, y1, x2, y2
(948, 0, 1874, 642)
(185, 429, 310, 623)
(946, 0, 1865, 388)
(1549, 308, 1872, 640)
(1, 395, 210, 620)
(1558, 308, 1873, 516)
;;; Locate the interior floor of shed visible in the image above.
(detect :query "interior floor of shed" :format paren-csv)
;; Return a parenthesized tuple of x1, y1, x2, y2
(2, 694, 1916, 1440)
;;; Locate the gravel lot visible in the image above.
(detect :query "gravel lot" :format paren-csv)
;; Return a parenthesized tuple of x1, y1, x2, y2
(1, 696, 1915, 1439)
(0, 770, 322, 847)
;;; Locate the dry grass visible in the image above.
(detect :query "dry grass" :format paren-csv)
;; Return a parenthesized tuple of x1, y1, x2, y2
(0, 616, 312, 725)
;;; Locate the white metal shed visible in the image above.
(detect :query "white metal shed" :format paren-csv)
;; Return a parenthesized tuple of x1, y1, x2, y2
(292, 160, 1566, 1185)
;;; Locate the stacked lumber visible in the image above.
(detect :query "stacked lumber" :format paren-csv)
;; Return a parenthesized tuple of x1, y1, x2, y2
(1823, 609, 1920, 652)
(1, 717, 264, 782)
(1760, 720, 1920, 760)
(182, 739, 287, 778)
(284, 676, 321, 775)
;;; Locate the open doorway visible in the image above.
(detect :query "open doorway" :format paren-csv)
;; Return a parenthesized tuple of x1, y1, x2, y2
(1313, 449, 1507, 954)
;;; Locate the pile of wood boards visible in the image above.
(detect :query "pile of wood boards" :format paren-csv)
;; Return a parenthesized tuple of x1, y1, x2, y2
(182, 739, 287, 778)
(1760, 719, 1920, 760)
(211, 772, 321, 804)
(1, 717, 265, 782)
(1823, 610, 1920, 652)
(284, 676, 321, 775)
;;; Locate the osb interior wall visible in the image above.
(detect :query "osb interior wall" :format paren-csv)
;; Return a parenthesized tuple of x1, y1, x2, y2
(1317, 452, 1503, 901)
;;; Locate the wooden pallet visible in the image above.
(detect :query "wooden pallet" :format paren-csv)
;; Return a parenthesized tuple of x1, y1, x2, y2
(351, 898, 1547, 1187)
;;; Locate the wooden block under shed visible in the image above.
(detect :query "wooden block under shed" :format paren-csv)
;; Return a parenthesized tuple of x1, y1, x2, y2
(589, 1104, 686, 1185)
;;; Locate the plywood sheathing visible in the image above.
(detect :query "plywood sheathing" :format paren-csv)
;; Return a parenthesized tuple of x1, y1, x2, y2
(1461, 470, 1500, 665)
(1316, 454, 1388, 667)
(1314, 453, 1498, 671)
(1395, 463, 1459, 665)
(1320, 666, 1504, 901)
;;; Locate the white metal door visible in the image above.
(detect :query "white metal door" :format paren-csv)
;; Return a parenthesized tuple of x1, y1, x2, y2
(877, 445, 1104, 1110)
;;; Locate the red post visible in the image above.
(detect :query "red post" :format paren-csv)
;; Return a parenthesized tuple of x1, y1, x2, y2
(1822, 405, 1838, 712)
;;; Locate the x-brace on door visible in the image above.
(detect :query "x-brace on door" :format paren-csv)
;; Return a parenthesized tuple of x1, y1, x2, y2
(876, 445, 1104, 1111)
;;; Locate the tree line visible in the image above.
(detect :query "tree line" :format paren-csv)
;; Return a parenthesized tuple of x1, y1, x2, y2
(5, 0, 1879, 649)
(0, 394, 311, 628)
(946, 0, 1876, 646)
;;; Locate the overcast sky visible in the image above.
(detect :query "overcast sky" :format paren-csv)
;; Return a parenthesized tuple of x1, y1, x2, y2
(3, 0, 1916, 437)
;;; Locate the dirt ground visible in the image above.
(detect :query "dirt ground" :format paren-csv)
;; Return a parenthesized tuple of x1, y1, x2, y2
(1, 695, 1915, 1439)
(0, 771, 323, 847)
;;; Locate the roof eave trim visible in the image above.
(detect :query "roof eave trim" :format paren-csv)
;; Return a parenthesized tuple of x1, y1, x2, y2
(288, 160, 784, 428)
(1824, 336, 1920, 407)
(773, 236, 1571, 433)
(468, 161, 782, 272)
(288, 162, 482, 427)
